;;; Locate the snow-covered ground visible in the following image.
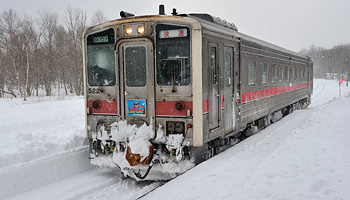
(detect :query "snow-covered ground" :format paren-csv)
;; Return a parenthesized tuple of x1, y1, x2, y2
(0, 96, 87, 169)
(142, 80, 350, 200)
(1, 79, 350, 200)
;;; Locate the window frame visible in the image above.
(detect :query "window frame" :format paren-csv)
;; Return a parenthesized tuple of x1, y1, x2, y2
(261, 63, 268, 84)
(271, 63, 277, 83)
(248, 61, 256, 86)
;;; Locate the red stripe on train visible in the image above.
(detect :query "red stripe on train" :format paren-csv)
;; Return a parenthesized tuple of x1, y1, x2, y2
(221, 96, 225, 109)
(203, 99, 209, 114)
(156, 101, 193, 116)
(87, 100, 118, 114)
(242, 82, 309, 103)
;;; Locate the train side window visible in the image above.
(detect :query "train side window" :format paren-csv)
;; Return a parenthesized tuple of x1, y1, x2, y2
(271, 64, 276, 83)
(285, 66, 289, 81)
(279, 65, 284, 82)
(248, 61, 256, 86)
(296, 67, 299, 80)
(211, 47, 217, 84)
(261, 63, 268, 84)
(290, 67, 295, 80)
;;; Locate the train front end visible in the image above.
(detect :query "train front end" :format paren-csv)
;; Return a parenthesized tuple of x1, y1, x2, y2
(83, 14, 203, 180)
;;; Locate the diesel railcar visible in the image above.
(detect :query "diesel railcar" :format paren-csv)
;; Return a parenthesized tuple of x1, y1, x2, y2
(83, 5, 313, 180)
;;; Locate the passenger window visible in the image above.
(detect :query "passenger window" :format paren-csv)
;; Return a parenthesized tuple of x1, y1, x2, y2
(290, 67, 295, 80)
(248, 61, 256, 85)
(301, 67, 304, 79)
(285, 66, 289, 81)
(271, 64, 276, 83)
(296, 67, 299, 80)
(261, 63, 268, 84)
(211, 47, 217, 84)
(279, 65, 284, 82)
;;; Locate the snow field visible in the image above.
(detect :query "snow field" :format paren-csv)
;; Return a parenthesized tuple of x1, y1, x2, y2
(141, 79, 350, 200)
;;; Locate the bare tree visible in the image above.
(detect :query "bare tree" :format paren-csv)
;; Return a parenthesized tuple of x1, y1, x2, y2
(0, 50, 4, 97)
(0, 9, 23, 96)
(39, 8, 60, 96)
(90, 9, 108, 26)
(20, 14, 43, 100)
(65, 6, 87, 95)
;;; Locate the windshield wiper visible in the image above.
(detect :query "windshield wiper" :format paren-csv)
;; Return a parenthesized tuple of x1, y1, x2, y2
(92, 73, 104, 93)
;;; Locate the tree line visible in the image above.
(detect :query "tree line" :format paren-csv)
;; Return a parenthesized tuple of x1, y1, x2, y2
(0, 7, 108, 99)
(300, 44, 350, 79)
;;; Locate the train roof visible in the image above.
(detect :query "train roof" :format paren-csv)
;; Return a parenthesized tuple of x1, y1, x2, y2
(185, 14, 309, 61)
(93, 7, 310, 62)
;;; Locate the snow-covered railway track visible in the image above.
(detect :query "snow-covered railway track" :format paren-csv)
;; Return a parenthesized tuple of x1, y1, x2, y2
(2, 146, 164, 200)
(1, 147, 92, 199)
(312, 81, 325, 100)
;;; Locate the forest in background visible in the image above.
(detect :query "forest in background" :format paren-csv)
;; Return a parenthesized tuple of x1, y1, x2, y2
(0, 7, 107, 99)
(0, 7, 349, 99)
(300, 44, 350, 80)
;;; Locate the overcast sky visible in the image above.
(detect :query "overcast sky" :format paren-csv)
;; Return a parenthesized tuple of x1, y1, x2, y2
(1, 0, 349, 52)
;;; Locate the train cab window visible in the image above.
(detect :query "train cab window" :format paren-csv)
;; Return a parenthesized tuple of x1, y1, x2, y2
(125, 46, 146, 87)
(248, 61, 256, 85)
(261, 63, 268, 84)
(271, 64, 276, 83)
(278, 65, 284, 82)
(86, 28, 116, 86)
(156, 24, 191, 86)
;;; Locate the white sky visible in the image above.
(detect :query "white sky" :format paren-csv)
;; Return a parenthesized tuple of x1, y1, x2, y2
(1, 0, 350, 52)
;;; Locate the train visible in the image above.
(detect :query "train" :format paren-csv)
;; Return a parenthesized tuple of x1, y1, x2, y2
(82, 5, 313, 181)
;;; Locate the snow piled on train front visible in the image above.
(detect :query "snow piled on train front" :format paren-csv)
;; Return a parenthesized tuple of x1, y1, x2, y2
(90, 121, 195, 181)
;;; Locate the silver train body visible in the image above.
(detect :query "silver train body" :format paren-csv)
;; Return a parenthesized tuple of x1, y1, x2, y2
(83, 10, 313, 180)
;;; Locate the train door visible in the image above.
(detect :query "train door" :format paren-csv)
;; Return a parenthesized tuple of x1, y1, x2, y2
(224, 47, 234, 133)
(118, 40, 155, 127)
(209, 44, 219, 130)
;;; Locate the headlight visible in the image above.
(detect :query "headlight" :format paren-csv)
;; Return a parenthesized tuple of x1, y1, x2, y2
(125, 27, 133, 35)
(137, 25, 145, 34)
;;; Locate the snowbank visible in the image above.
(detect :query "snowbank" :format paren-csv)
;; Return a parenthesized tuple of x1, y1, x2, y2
(0, 96, 87, 169)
